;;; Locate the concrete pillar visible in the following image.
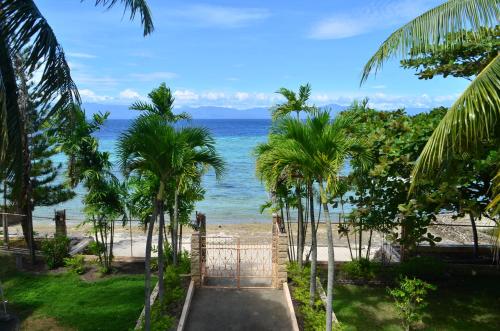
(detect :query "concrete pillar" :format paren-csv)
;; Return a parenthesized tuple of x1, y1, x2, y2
(191, 232, 201, 286)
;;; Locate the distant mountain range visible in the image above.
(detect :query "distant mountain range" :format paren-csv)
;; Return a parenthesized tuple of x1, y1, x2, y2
(83, 103, 429, 120)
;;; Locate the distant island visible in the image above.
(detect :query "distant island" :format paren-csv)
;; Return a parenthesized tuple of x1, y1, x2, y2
(83, 102, 429, 120)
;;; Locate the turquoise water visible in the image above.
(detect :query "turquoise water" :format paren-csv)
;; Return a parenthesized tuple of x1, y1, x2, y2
(34, 120, 273, 224)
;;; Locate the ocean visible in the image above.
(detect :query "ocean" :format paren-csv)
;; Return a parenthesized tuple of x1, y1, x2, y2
(34, 119, 274, 225)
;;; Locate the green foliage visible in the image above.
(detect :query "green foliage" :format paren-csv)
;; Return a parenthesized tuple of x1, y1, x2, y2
(144, 260, 191, 331)
(288, 263, 326, 331)
(88, 240, 105, 256)
(343, 104, 444, 253)
(401, 26, 499, 80)
(41, 236, 70, 269)
(64, 254, 86, 275)
(342, 258, 381, 280)
(395, 256, 446, 280)
(388, 277, 436, 331)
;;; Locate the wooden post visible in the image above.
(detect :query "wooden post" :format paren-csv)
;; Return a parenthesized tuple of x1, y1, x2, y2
(54, 210, 67, 237)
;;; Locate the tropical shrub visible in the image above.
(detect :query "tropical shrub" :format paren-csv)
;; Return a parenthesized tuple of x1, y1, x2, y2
(388, 277, 436, 331)
(395, 256, 446, 280)
(41, 236, 70, 269)
(288, 263, 327, 331)
(341, 258, 381, 280)
(64, 254, 86, 275)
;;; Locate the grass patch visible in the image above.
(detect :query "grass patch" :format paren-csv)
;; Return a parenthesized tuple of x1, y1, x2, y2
(291, 263, 500, 331)
(1, 256, 146, 331)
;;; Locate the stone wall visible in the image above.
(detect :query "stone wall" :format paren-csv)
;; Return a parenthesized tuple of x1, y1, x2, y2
(190, 232, 201, 286)
(272, 213, 288, 289)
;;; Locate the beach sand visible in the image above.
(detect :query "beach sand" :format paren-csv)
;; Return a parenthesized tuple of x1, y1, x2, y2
(4, 214, 495, 261)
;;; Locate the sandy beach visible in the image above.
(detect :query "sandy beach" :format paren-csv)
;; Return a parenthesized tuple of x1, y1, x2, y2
(4, 213, 495, 262)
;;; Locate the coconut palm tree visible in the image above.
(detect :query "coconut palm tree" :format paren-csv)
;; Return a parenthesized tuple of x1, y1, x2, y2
(117, 114, 224, 330)
(0, 0, 153, 262)
(360, 0, 499, 205)
(130, 82, 191, 122)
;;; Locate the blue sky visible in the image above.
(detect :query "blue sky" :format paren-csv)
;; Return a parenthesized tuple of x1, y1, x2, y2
(37, 0, 468, 111)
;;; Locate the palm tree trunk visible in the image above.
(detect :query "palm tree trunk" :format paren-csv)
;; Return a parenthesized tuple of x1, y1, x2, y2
(469, 213, 479, 259)
(179, 223, 183, 254)
(319, 181, 335, 331)
(308, 183, 317, 307)
(144, 198, 159, 331)
(296, 186, 304, 266)
(173, 185, 180, 266)
(157, 201, 165, 302)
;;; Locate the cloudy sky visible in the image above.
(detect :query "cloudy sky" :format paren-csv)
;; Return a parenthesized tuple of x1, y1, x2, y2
(38, 0, 467, 111)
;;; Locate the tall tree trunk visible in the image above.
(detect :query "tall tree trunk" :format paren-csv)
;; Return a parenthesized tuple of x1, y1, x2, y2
(179, 223, 183, 254)
(172, 185, 180, 266)
(358, 221, 363, 261)
(319, 181, 335, 331)
(296, 186, 304, 266)
(366, 229, 373, 260)
(144, 198, 159, 331)
(0, 38, 35, 263)
(308, 183, 317, 307)
(157, 201, 165, 302)
(469, 213, 479, 259)
(285, 202, 295, 261)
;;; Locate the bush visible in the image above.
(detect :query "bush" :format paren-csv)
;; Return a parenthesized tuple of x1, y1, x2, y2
(395, 256, 445, 280)
(64, 255, 86, 274)
(41, 235, 70, 269)
(388, 277, 436, 331)
(342, 258, 381, 280)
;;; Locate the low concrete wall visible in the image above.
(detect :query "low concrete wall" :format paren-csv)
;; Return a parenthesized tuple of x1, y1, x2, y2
(282, 282, 300, 331)
(177, 280, 195, 331)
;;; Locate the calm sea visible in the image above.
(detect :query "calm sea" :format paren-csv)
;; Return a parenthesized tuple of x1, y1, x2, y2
(34, 119, 273, 224)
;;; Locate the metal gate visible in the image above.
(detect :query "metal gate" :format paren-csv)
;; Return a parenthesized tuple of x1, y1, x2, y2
(200, 236, 273, 288)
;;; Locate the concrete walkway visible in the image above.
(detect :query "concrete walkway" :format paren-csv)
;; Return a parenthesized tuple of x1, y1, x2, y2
(184, 288, 293, 331)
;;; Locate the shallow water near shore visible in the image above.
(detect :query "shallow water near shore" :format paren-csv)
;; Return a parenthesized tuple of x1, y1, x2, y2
(33, 119, 276, 224)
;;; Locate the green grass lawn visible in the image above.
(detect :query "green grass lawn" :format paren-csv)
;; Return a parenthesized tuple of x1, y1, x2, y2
(1, 257, 146, 331)
(334, 276, 500, 331)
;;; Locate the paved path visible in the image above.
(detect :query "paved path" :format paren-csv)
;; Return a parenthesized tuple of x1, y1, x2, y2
(185, 288, 293, 331)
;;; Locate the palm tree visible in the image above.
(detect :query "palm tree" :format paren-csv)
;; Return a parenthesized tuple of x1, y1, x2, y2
(360, 0, 499, 204)
(130, 82, 191, 122)
(117, 115, 224, 330)
(272, 83, 315, 120)
(259, 110, 370, 330)
(170, 128, 225, 265)
(0, 0, 153, 262)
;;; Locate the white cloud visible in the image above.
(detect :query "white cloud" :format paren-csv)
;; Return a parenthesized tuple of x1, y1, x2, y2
(119, 89, 141, 99)
(235, 92, 250, 101)
(80, 89, 112, 102)
(174, 89, 200, 101)
(67, 52, 96, 59)
(130, 71, 177, 81)
(202, 92, 226, 100)
(309, 0, 436, 39)
(170, 5, 270, 28)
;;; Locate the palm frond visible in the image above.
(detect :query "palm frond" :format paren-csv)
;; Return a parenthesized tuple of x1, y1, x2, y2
(411, 54, 500, 187)
(93, 0, 154, 36)
(1, 0, 80, 118)
(361, 0, 500, 83)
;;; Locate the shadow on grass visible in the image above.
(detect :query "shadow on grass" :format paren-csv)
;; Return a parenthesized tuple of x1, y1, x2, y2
(334, 285, 401, 331)
(1, 257, 145, 331)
